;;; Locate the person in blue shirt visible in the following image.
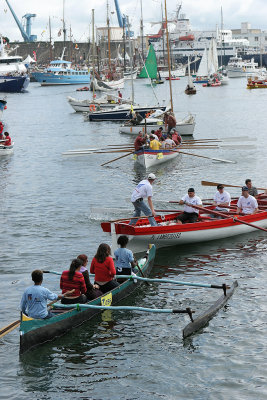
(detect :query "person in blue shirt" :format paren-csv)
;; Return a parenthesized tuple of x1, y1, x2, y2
(114, 236, 137, 276)
(20, 270, 71, 319)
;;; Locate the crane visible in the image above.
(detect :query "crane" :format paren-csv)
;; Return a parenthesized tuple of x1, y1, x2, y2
(113, 0, 134, 36)
(5, 0, 37, 42)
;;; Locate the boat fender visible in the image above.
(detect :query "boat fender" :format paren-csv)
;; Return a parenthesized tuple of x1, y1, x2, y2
(89, 104, 96, 112)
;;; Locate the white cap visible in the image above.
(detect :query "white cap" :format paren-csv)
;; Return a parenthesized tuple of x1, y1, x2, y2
(148, 173, 156, 180)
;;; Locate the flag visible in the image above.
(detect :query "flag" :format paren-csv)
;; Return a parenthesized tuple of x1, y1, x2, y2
(33, 51, 36, 61)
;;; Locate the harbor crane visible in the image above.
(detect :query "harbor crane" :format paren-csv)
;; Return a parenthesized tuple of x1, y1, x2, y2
(5, 0, 37, 42)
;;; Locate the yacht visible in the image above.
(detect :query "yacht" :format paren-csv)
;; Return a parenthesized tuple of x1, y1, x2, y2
(226, 55, 258, 78)
(31, 48, 90, 86)
(0, 37, 29, 92)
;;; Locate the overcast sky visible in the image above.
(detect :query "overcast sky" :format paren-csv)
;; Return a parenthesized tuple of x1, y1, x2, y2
(1, 0, 267, 42)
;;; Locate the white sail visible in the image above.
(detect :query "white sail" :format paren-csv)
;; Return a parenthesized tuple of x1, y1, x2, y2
(196, 47, 208, 77)
(211, 38, 219, 71)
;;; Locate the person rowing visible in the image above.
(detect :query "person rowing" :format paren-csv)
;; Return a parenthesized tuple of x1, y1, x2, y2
(114, 235, 137, 276)
(213, 184, 231, 212)
(134, 131, 148, 151)
(245, 179, 258, 197)
(236, 186, 259, 215)
(176, 188, 202, 224)
(21, 270, 73, 319)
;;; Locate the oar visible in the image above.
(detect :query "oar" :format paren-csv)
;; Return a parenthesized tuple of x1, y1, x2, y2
(0, 320, 20, 338)
(116, 275, 228, 292)
(174, 150, 236, 164)
(53, 303, 194, 320)
(101, 151, 135, 167)
(184, 202, 267, 233)
(201, 180, 267, 191)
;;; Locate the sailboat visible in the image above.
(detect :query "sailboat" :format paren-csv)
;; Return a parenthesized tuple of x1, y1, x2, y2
(193, 47, 209, 83)
(185, 57, 196, 95)
(138, 43, 163, 84)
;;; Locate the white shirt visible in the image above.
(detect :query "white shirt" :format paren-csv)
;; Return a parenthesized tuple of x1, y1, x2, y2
(237, 195, 258, 214)
(214, 190, 231, 210)
(182, 194, 202, 214)
(131, 179, 153, 202)
(162, 138, 176, 148)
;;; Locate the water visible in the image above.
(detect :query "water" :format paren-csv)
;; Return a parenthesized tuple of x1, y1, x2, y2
(0, 78, 267, 399)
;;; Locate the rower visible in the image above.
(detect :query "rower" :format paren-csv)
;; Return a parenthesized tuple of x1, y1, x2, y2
(134, 131, 148, 151)
(213, 184, 231, 213)
(114, 235, 137, 277)
(149, 134, 162, 150)
(237, 186, 258, 215)
(245, 179, 258, 197)
(176, 188, 202, 224)
(3, 132, 11, 146)
(20, 270, 67, 319)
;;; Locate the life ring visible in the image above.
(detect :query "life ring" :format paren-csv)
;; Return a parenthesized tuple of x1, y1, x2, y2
(89, 104, 96, 112)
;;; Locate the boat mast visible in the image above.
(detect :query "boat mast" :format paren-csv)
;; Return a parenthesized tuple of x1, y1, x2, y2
(127, 15, 134, 103)
(161, 2, 165, 66)
(164, 0, 173, 112)
(140, 0, 144, 62)
(92, 9, 95, 98)
(220, 7, 223, 67)
(49, 16, 52, 61)
(107, 0, 111, 72)
(63, 0, 66, 51)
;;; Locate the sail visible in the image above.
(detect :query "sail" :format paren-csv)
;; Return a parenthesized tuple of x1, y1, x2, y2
(138, 44, 158, 79)
(196, 47, 208, 77)
(211, 38, 219, 71)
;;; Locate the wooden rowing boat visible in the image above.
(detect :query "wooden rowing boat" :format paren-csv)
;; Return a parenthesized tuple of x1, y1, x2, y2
(0, 142, 14, 156)
(183, 280, 238, 338)
(19, 245, 156, 354)
(101, 208, 267, 253)
(134, 147, 180, 168)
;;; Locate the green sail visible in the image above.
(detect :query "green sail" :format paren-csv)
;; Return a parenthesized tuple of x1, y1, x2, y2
(138, 44, 158, 79)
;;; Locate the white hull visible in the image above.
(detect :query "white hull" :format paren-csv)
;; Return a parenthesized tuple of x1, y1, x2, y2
(67, 97, 123, 112)
(124, 70, 138, 80)
(0, 142, 14, 156)
(93, 78, 125, 91)
(119, 117, 195, 136)
(111, 218, 267, 253)
(135, 150, 179, 168)
(160, 68, 186, 77)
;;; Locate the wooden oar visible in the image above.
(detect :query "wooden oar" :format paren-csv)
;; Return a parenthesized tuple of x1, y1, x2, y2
(174, 150, 236, 164)
(184, 202, 267, 233)
(101, 151, 135, 167)
(0, 320, 20, 338)
(201, 180, 267, 191)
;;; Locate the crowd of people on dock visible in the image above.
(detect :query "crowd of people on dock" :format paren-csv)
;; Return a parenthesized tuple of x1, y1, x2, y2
(20, 237, 137, 320)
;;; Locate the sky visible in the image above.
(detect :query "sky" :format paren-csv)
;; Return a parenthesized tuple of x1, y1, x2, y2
(1, 0, 267, 43)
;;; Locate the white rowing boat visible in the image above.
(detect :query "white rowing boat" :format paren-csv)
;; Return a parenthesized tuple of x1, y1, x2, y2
(0, 142, 14, 156)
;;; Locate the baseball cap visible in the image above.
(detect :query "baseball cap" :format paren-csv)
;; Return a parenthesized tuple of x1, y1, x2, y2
(148, 173, 156, 180)
(242, 186, 249, 191)
(188, 187, 195, 192)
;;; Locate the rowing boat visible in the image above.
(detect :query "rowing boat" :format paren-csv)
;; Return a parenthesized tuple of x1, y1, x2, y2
(101, 208, 267, 253)
(0, 142, 14, 156)
(134, 147, 180, 168)
(19, 245, 156, 354)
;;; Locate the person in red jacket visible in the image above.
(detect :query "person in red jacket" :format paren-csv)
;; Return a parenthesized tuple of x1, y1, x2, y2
(164, 112, 177, 134)
(3, 132, 11, 146)
(171, 129, 182, 145)
(134, 131, 147, 151)
(90, 243, 119, 294)
(60, 258, 87, 304)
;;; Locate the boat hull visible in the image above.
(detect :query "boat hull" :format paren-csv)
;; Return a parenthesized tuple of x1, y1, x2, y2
(0, 76, 27, 93)
(88, 106, 166, 122)
(134, 148, 180, 168)
(119, 118, 195, 136)
(19, 245, 156, 354)
(101, 212, 267, 253)
(32, 72, 90, 86)
(0, 142, 14, 156)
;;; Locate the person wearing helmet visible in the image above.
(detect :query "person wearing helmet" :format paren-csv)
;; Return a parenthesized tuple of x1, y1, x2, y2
(129, 173, 158, 226)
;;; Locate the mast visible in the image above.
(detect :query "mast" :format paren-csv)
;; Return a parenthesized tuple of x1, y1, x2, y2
(91, 9, 96, 97)
(164, 0, 173, 112)
(49, 16, 52, 61)
(140, 0, 144, 62)
(161, 2, 165, 66)
(127, 16, 134, 103)
(123, 18, 126, 71)
(63, 0, 66, 50)
(107, 0, 111, 71)
(220, 7, 223, 67)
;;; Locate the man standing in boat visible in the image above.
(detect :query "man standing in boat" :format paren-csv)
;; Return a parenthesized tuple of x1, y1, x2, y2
(176, 188, 202, 224)
(245, 179, 258, 197)
(129, 173, 158, 226)
(164, 112, 176, 134)
(237, 186, 258, 215)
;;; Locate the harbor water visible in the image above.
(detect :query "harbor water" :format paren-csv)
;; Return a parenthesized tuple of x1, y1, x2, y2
(0, 78, 267, 399)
